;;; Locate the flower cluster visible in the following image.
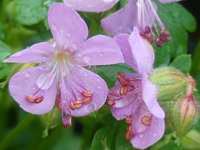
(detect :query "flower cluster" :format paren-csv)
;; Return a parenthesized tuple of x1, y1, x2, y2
(5, 0, 193, 149)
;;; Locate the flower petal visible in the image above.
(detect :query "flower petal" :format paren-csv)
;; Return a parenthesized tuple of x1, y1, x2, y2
(159, 0, 182, 3)
(101, 0, 137, 35)
(64, 0, 119, 12)
(108, 73, 142, 120)
(114, 34, 137, 69)
(142, 76, 165, 119)
(48, 3, 88, 49)
(74, 35, 124, 66)
(60, 66, 108, 117)
(131, 105, 165, 149)
(9, 66, 57, 114)
(4, 42, 53, 64)
(128, 27, 155, 74)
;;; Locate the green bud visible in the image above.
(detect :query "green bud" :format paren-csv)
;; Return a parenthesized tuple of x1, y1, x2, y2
(150, 67, 188, 101)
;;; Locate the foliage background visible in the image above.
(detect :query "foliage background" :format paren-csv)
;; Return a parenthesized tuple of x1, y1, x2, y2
(0, 0, 200, 149)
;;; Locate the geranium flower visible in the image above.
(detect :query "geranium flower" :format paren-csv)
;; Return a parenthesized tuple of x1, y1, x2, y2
(107, 27, 165, 149)
(101, 0, 182, 46)
(63, 0, 119, 12)
(5, 3, 124, 127)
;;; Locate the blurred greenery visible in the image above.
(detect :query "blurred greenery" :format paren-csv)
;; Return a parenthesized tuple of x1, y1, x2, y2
(0, 0, 200, 150)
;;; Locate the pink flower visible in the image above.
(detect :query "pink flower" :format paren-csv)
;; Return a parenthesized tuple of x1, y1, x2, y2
(107, 27, 165, 149)
(101, 0, 181, 46)
(63, 0, 119, 12)
(5, 3, 124, 127)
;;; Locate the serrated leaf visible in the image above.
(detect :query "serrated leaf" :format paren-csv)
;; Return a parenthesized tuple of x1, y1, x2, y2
(14, 0, 47, 25)
(170, 54, 192, 73)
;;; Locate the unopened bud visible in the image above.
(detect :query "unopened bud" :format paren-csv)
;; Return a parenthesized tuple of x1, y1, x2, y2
(168, 95, 198, 136)
(150, 67, 188, 101)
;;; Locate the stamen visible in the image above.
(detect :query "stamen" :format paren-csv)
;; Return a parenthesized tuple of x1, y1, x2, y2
(82, 90, 93, 97)
(125, 116, 132, 125)
(119, 86, 129, 96)
(117, 73, 129, 86)
(26, 95, 44, 103)
(141, 115, 152, 126)
(69, 100, 82, 110)
(107, 98, 115, 106)
(125, 125, 134, 140)
(140, 26, 153, 43)
(156, 30, 170, 47)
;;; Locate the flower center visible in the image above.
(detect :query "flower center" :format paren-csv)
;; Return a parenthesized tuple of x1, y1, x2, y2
(107, 73, 142, 108)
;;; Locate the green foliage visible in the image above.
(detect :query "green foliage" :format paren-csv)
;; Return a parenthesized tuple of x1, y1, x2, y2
(170, 54, 192, 73)
(14, 0, 48, 26)
(0, 0, 199, 150)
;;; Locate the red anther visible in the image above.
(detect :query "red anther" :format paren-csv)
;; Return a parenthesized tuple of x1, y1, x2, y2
(82, 90, 93, 97)
(125, 116, 132, 125)
(107, 99, 115, 106)
(117, 73, 129, 86)
(82, 97, 92, 105)
(26, 95, 44, 103)
(140, 26, 154, 43)
(125, 125, 134, 140)
(141, 115, 152, 126)
(156, 30, 170, 47)
(69, 100, 82, 110)
(119, 86, 128, 96)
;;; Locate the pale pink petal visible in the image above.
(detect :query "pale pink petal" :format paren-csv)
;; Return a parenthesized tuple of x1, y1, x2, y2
(101, 0, 137, 35)
(142, 76, 165, 119)
(131, 105, 165, 149)
(128, 27, 155, 74)
(4, 42, 53, 64)
(74, 35, 124, 66)
(64, 0, 119, 12)
(60, 66, 108, 117)
(159, 0, 182, 3)
(9, 66, 57, 114)
(114, 34, 137, 69)
(48, 3, 88, 49)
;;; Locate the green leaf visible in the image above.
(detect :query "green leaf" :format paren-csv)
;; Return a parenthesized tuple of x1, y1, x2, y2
(155, 44, 171, 67)
(0, 41, 10, 61)
(14, 0, 47, 25)
(170, 54, 192, 73)
(90, 126, 116, 150)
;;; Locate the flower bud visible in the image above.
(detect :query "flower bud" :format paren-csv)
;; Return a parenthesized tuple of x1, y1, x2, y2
(168, 95, 198, 136)
(150, 67, 188, 101)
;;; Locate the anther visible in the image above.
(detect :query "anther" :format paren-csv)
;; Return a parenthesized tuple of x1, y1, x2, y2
(107, 98, 115, 106)
(156, 30, 170, 47)
(26, 95, 44, 103)
(125, 116, 132, 125)
(117, 73, 129, 86)
(69, 100, 82, 110)
(140, 26, 153, 43)
(125, 125, 134, 140)
(119, 86, 128, 96)
(141, 115, 152, 126)
(82, 90, 93, 97)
